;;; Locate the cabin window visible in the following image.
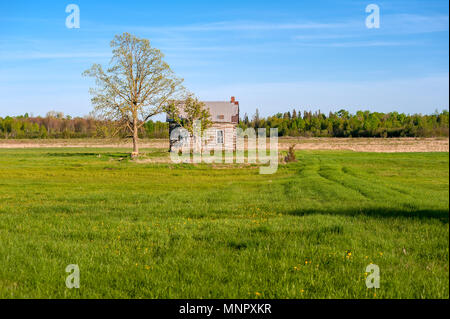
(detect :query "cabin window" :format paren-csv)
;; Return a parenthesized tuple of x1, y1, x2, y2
(216, 130, 224, 144)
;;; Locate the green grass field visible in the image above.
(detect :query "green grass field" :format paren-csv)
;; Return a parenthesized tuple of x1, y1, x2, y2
(0, 148, 448, 298)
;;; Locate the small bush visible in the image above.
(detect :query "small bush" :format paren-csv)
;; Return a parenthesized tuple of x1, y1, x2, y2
(285, 144, 297, 162)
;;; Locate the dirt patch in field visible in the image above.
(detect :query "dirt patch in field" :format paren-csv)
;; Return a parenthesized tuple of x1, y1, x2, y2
(279, 137, 449, 152)
(0, 137, 448, 152)
(0, 138, 169, 149)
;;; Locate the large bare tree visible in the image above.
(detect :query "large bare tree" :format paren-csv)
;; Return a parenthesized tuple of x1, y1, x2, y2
(83, 33, 184, 157)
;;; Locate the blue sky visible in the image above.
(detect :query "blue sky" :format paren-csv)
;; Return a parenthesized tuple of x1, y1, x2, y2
(0, 0, 448, 119)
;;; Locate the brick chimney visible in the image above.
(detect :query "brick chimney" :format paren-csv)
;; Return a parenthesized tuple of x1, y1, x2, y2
(231, 96, 239, 105)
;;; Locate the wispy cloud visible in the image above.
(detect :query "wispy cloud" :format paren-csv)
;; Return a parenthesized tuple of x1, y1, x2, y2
(114, 21, 349, 33)
(96, 13, 448, 35)
(295, 41, 420, 48)
(384, 13, 449, 34)
(293, 34, 358, 40)
(290, 13, 448, 48)
(0, 52, 111, 60)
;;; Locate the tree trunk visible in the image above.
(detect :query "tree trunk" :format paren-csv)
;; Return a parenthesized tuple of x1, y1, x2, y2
(132, 119, 139, 158)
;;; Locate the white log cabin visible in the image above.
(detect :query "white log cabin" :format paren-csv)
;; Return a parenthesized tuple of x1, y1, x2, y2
(167, 96, 240, 151)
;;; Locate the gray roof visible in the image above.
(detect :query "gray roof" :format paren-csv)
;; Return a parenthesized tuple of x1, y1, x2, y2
(203, 101, 239, 123)
(167, 100, 239, 123)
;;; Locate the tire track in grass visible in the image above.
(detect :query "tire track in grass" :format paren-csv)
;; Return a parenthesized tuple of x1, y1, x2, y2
(316, 164, 371, 200)
(317, 160, 411, 204)
(340, 166, 416, 200)
(293, 157, 368, 202)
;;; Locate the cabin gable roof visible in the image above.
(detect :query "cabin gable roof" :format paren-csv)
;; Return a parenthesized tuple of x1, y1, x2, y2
(167, 97, 239, 124)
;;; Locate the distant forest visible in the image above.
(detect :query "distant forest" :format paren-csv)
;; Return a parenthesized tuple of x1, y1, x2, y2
(0, 109, 448, 139)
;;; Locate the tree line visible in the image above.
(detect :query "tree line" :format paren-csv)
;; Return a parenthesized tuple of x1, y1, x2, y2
(240, 109, 449, 138)
(0, 109, 448, 139)
(0, 112, 169, 139)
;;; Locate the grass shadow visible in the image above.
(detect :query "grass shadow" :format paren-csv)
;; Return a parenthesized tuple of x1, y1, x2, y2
(285, 207, 449, 223)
